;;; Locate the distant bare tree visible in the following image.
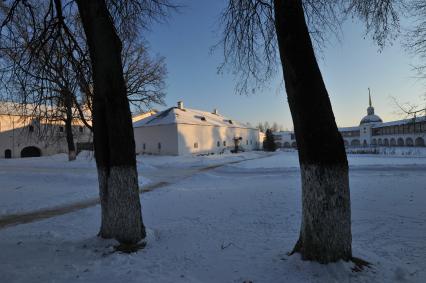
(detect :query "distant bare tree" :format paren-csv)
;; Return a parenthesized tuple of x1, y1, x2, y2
(406, 1, 426, 79)
(257, 122, 265, 132)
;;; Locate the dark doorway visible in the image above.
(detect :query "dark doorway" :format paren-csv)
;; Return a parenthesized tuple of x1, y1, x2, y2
(20, 146, 41, 158)
(4, 149, 12, 159)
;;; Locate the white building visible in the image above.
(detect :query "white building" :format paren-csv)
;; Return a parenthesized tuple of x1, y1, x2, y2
(339, 94, 426, 147)
(275, 94, 426, 149)
(272, 131, 297, 148)
(0, 102, 92, 158)
(133, 102, 261, 155)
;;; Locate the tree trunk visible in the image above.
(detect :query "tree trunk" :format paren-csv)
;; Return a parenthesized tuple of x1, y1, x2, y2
(63, 89, 76, 161)
(273, 0, 352, 263)
(75, 0, 146, 244)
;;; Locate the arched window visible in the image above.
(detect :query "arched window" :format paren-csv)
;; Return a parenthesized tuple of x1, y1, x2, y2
(351, 139, 360, 147)
(20, 146, 41, 158)
(415, 137, 425, 147)
(4, 149, 11, 159)
(405, 138, 414, 146)
(397, 138, 404, 146)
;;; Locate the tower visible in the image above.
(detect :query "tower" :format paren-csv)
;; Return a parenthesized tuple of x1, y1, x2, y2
(367, 88, 374, 115)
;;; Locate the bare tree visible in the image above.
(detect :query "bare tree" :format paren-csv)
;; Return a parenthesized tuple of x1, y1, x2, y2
(219, 0, 352, 263)
(1, 0, 171, 246)
(406, 1, 426, 79)
(0, 1, 166, 163)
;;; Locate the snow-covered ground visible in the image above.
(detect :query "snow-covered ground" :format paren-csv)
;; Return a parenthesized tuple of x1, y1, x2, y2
(0, 151, 266, 215)
(0, 150, 425, 282)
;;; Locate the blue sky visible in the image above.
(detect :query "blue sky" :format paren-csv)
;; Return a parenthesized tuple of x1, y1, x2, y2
(144, 0, 425, 129)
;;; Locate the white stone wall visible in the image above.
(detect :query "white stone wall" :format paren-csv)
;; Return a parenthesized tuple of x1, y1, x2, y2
(1, 114, 93, 158)
(133, 124, 179, 155)
(177, 124, 259, 155)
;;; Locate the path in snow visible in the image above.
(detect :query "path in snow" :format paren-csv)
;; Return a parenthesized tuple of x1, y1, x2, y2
(0, 153, 273, 229)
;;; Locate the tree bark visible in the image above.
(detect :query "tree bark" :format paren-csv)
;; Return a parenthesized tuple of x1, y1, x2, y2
(75, 0, 146, 244)
(63, 89, 76, 161)
(273, 0, 352, 263)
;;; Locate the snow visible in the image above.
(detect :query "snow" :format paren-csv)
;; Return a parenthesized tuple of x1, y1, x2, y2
(0, 150, 425, 282)
(0, 151, 266, 215)
(372, 116, 426, 128)
(339, 126, 360, 131)
(133, 106, 254, 129)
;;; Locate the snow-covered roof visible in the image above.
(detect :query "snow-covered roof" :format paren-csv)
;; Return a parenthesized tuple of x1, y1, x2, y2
(360, 114, 383, 125)
(133, 106, 255, 129)
(339, 126, 360, 132)
(373, 116, 426, 128)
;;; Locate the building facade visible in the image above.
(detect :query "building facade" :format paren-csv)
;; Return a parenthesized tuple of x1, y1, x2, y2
(0, 102, 92, 159)
(272, 131, 297, 148)
(274, 95, 426, 148)
(339, 95, 426, 147)
(133, 102, 261, 155)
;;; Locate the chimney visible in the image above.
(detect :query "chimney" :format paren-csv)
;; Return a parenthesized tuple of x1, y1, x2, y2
(213, 108, 218, 115)
(177, 101, 184, 109)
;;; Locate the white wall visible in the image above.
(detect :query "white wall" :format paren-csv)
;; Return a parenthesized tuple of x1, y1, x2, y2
(134, 124, 179, 155)
(0, 114, 92, 158)
(177, 124, 259, 155)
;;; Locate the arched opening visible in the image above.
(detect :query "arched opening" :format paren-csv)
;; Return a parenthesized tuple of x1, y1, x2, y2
(20, 146, 41, 158)
(384, 139, 389, 146)
(4, 149, 11, 159)
(415, 137, 425, 147)
(378, 138, 382, 146)
(283, 142, 290, 148)
(397, 138, 404, 146)
(343, 140, 349, 147)
(405, 138, 414, 147)
(363, 140, 368, 147)
(351, 139, 360, 147)
(390, 138, 396, 146)
(371, 139, 377, 146)
(291, 142, 297, 148)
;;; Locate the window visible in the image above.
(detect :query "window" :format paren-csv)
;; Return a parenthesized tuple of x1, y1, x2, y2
(158, 143, 161, 150)
(79, 126, 84, 133)
(246, 140, 248, 145)
(217, 141, 220, 147)
(143, 143, 146, 150)
(194, 142, 198, 149)
(250, 140, 252, 145)
(29, 125, 34, 132)
(59, 126, 64, 132)
(223, 141, 226, 146)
